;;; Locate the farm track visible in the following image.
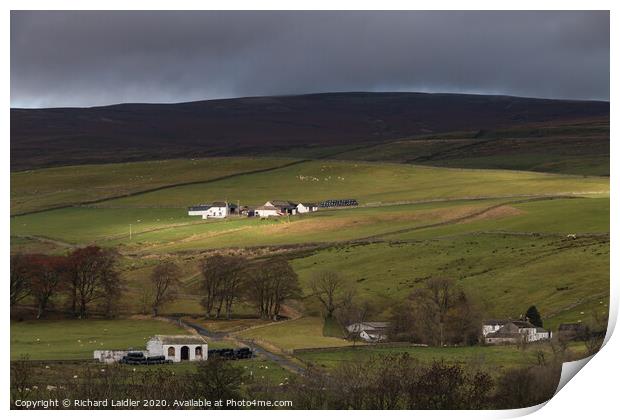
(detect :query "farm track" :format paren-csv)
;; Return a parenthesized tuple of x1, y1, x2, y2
(10, 159, 310, 217)
(169, 317, 305, 375)
(121, 193, 604, 258)
(11, 234, 77, 249)
(354, 195, 579, 241)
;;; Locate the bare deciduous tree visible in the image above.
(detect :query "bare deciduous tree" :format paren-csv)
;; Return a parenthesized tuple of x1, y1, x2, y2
(27, 254, 68, 319)
(66, 246, 120, 318)
(310, 270, 347, 319)
(10, 254, 31, 306)
(409, 277, 460, 346)
(150, 262, 181, 316)
(200, 255, 247, 319)
(245, 258, 301, 320)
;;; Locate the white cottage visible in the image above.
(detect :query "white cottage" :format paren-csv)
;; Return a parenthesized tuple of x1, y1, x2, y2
(188, 202, 235, 219)
(146, 335, 208, 362)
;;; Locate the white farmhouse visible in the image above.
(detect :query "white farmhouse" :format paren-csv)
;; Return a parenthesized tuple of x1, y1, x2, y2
(297, 202, 318, 214)
(146, 335, 208, 362)
(188, 202, 235, 219)
(482, 320, 551, 345)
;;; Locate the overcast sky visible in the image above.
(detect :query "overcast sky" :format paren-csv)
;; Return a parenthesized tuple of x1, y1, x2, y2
(10, 10, 609, 108)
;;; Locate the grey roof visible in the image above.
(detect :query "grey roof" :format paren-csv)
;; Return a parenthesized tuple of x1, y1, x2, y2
(269, 200, 298, 207)
(346, 321, 390, 332)
(299, 202, 317, 207)
(151, 335, 207, 345)
(512, 320, 537, 329)
(483, 319, 512, 326)
(188, 205, 212, 211)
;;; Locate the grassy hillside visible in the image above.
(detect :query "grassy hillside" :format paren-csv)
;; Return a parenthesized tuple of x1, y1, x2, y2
(94, 160, 609, 209)
(329, 121, 609, 176)
(10, 158, 608, 252)
(11, 157, 297, 215)
(291, 233, 609, 328)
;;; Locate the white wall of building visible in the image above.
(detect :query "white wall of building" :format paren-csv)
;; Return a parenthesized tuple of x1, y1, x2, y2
(256, 208, 280, 217)
(188, 206, 228, 219)
(146, 338, 207, 362)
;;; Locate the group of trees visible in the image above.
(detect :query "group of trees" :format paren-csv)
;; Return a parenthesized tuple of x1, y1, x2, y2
(388, 277, 481, 346)
(10, 246, 121, 319)
(306, 272, 483, 347)
(198, 255, 301, 320)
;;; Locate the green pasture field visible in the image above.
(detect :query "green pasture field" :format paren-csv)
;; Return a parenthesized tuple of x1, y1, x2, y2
(117, 199, 512, 253)
(295, 341, 589, 371)
(235, 317, 350, 352)
(17, 358, 292, 388)
(10, 319, 192, 360)
(9, 198, 507, 248)
(383, 196, 609, 240)
(92, 160, 609, 209)
(291, 233, 609, 325)
(10, 158, 609, 250)
(11, 157, 297, 215)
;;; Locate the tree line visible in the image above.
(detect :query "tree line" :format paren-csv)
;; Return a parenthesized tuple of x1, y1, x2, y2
(11, 249, 302, 321)
(198, 255, 301, 320)
(11, 246, 121, 319)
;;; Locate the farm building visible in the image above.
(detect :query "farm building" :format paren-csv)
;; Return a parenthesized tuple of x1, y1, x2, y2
(482, 320, 551, 344)
(255, 205, 281, 218)
(346, 321, 390, 342)
(147, 335, 207, 362)
(187, 201, 237, 219)
(297, 202, 318, 213)
(265, 200, 298, 215)
(94, 335, 208, 363)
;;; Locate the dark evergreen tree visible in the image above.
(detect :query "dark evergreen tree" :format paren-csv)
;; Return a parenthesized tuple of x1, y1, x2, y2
(525, 305, 543, 328)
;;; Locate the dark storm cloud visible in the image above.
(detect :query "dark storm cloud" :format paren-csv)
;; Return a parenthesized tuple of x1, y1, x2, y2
(10, 10, 609, 108)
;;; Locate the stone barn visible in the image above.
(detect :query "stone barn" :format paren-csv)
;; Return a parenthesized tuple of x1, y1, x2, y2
(146, 335, 208, 362)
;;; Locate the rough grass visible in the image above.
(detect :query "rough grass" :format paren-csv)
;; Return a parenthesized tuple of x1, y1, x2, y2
(11, 157, 297, 214)
(10, 319, 189, 360)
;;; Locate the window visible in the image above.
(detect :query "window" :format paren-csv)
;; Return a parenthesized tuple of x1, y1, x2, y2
(195, 346, 202, 357)
(168, 346, 175, 357)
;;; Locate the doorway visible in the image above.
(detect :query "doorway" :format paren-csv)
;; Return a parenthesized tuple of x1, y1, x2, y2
(180, 346, 189, 361)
